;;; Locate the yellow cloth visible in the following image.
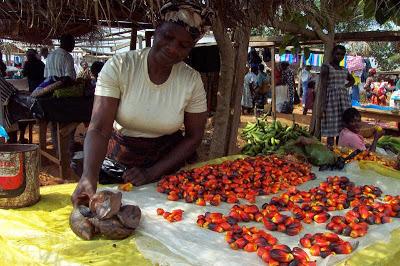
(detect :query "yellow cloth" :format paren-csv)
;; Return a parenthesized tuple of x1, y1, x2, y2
(95, 48, 207, 138)
(0, 184, 151, 266)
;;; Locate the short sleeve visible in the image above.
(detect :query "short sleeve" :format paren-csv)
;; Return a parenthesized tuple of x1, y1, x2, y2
(184, 73, 207, 113)
(95, 56, 121, 99)
(65, 54, 77, 80)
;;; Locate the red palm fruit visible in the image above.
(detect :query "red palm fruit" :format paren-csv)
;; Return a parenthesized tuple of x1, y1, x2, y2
(229, 242, 239, 250)
(263, 218, 278, 231)
(267, 259, 280, 266)
(220, 222, 232, 231)
(266, 234, 278, 245)
(331, 216, 346, 224)
(313, 212, 330, 223)
(257, 246, 270, 258)
(167, 193, 179, 201)
(270, 249, 295, 263)
(244, 243, 258, 252)
(272, 244, 292, 253)
(277, 223, 286, 232)
(254, 237, 269, 247)
(243, 234, 253, 243)
(311, 205, 325, 213)
(227, 196, 238, 204)
(320, 251, 334, 258)
(309, 245, 321, 256)
(292, 247, 310, 262)
(331, 242, 352, 254)
(235, 238, 248, 249)
(359, 205, 369, 220)
(345, 211, 360, 223)
(156, 208, 165, 215)
(322, 232, 340, 242)
(382, 216, 392, 224)
(163, 212, 171, 219)
(303, 217, 313, 224)
(210, 195, 221, 206)
(313, 238, 330, 247)
(244, 205, 259, 214)
(300, 237, 312, 248)
(240, 212, 251, 222)
(225, 232, 234, 244)
(342, 226, 352, 236)
(286, 226, 302, 236)
(271, 213, 287, 224)
(197, 218, 205, 227)
(255, 213, 264, 222)
(196, 198, 206, 206)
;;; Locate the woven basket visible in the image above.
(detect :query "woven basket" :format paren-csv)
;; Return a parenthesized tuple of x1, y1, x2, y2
(0, 144, 40, 208)
(359, 122, 375, 138)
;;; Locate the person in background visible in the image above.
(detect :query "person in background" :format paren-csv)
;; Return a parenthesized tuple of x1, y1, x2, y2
(255, 64, 270, 109)
(241, 65, 258, 115)
(364, 68, 376, 102)
(40, 47, 49, 64)
(44, 34, 76, 80)
(303, 80, 315, 115)
(320, 45, 355, 148)
(338, 108, 383, 152)
(248, 47, 262, 66)
(22, 49, 45, 92)
(396, 78, 400, 91)
(301, 65, 312, 107)
(280, 62, 296, 112)
(87, 61, 104, 96)
(0, 51, 6, 77)
(78, 61, 91, 80)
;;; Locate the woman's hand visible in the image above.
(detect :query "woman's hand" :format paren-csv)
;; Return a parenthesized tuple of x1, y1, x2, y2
(122, 167, 155, 186)
(71, 178, 97, 207)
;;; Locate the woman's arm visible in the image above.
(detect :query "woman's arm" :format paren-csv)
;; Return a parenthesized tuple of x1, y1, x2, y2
(123, 111, 207, 186)
(345, 73, 355, 88)
(71, 95, 118, 206)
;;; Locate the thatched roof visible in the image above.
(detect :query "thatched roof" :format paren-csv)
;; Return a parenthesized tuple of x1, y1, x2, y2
(0, 0, 151, 44)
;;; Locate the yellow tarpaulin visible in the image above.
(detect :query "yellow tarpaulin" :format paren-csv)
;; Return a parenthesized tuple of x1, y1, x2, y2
(1, 155, 400, 265)
(0, 184, 151, 266)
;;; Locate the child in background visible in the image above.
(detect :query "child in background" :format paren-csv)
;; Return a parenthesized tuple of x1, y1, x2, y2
(338, 108, 383, 152)
(303, 80, 315, 115)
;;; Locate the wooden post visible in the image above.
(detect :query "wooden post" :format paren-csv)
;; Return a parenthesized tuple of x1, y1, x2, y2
(130, 26, 137, 50)
(271, 45, 276, 120)
(145, 31, 154, 47)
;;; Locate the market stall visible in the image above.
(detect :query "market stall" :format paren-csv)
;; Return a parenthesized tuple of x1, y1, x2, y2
(1, 149, 400, 265)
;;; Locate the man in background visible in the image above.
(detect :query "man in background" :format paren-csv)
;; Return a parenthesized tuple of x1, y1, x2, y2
(44, 34, 76, 80)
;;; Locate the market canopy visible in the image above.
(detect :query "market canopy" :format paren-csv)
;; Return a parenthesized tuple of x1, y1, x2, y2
(0, 0, 152, 44)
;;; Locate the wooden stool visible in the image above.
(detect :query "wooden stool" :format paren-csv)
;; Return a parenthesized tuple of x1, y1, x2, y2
(38, 120, 79, 179)
(17, 119, 37, 144)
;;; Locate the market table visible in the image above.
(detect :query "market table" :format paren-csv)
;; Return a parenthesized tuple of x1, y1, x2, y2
(1, 157, 400, 266)
(354, 106, 400, 130)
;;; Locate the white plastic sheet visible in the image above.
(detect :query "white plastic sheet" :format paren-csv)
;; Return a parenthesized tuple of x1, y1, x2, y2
(103, 161, 400, 266)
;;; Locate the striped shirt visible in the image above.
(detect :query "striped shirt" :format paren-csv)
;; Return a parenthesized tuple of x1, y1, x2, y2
(44, 48, 76, 79)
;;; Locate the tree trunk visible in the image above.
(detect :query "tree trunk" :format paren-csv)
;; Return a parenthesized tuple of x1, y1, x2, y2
(209, 16, 236, 158)
(227, 27, 251, 154)
(310, 38, 334, 138)
(209, 16, 251, 158)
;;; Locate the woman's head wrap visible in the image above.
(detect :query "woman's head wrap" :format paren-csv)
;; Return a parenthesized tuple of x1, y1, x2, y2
(159, 0, 214, 42)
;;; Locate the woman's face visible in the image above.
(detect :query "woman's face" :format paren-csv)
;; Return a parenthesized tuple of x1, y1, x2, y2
(151, 22, 196, 66)
(347, 115, 362, 133)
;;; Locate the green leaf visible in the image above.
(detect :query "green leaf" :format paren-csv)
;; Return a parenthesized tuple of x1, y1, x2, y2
(363, 0, 376, 19)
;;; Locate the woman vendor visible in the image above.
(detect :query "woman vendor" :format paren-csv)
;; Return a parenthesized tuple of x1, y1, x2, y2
(72, 1, 213, 206)
(320, 45, 355, 148)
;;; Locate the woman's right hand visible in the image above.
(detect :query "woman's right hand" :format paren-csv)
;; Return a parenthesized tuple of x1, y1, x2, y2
(71, 178, 97, 207)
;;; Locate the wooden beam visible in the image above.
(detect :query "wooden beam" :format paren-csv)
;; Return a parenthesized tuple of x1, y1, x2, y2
(271, 46, 276, 120)
(130, 26, 137, 50)
(145, 31, 154, 47)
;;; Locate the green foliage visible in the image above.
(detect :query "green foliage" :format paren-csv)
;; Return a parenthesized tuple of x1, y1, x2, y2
(362, 0, 400, 25)
(369, 42, 400, 71)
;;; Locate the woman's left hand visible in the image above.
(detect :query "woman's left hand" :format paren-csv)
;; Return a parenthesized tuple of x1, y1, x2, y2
(122, 167, 155, 186)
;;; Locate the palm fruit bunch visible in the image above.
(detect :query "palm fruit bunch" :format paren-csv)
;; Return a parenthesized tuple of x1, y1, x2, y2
(259, 204, 303, 236)
(156, 208, 183, 222)
(241, 119, 310, 156)
(326, 215, 369, 238)
(157, 156, 314, 206)
(225, 226, 278, 252)
(196, 212, 239, 233)
(257, 244, 315, 266)
(300, 232, 354, 258)
(334, 148, 396, 169)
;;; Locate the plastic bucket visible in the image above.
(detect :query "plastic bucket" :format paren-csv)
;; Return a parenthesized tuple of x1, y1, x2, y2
(0, 144, 40, 208)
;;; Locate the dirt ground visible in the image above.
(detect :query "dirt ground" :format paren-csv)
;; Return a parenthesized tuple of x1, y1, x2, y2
(27, 104, 398, 186)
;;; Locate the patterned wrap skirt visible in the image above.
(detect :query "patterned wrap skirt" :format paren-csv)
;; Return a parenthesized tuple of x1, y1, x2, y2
(321, 87, 351, 137)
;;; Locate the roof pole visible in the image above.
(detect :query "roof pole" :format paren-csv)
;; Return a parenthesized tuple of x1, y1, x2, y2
(130, 25, 137, 50)
(271, 45, 276, 120)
